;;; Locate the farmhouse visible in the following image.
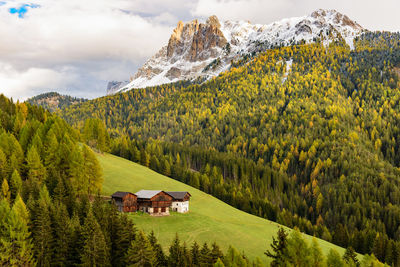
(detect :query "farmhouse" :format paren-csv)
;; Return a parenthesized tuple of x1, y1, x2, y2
(135, 190, 173, 216)
(166, 191, 191, 213)
(111, 191, 137, 212)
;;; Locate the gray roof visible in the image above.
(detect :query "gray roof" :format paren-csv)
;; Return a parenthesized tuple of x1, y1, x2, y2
(135, 190, 162, 199)
(165, 191, 191, 200)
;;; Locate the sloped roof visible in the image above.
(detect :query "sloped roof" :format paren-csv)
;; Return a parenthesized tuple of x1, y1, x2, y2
(135, 190, 162, 199)
(166, 191, 191, 200)
(111, 191, 135, 198)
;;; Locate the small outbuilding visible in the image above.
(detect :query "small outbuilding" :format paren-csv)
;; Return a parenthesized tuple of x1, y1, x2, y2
(166, 191, 191, 213)
(135, 190, 173, 216)
(111, 191, 137, 212)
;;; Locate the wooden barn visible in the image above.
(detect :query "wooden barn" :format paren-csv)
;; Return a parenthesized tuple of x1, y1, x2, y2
(166, 191, 191, 213)
(111, 191, 137, 212)
(135, 190, 173, 216)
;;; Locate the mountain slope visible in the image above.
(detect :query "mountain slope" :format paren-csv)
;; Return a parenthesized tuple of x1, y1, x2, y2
(98, 152, 348, 262)
(108, 9, 363, 94)
(27, 92, 87, 112)
(61, 32, 400, 264)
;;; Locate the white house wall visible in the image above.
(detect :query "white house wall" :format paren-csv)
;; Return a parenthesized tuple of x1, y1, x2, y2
(171, 201, 189, 213)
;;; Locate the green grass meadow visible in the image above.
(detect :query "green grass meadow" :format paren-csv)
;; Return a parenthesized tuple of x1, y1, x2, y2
(98, 153, 348, 263)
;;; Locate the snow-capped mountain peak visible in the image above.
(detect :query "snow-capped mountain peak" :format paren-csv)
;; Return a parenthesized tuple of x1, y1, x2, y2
(107, 9, 364, 95)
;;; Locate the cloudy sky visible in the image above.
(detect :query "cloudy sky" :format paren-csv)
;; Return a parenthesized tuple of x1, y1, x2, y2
(0, 0, 399, 100)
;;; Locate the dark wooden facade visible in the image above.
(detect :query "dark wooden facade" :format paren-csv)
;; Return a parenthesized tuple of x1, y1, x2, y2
(111, 192, 137, 212)
(137, 191, 173, 215)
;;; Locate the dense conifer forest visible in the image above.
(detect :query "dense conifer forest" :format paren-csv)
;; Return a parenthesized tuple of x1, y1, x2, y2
(60, 32, 400, 265)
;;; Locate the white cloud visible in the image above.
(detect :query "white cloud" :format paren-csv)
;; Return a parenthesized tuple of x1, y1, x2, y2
(0, 0, 399, 100)
(0, 0, 175, 100)
(192, 0, 400, 31)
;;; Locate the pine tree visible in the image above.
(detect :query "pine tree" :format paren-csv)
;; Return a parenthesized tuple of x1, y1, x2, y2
(110, 211, 137, 266)
(148, 230, 167, 267)
(191, 241, 200, 266)
(343, 246, 359, 266)
(199, 243, 212, 267)
(27, 146, 47, 182)
(126, 230, 156, 267)
(51, 201, 72, 267)
(10, 169, 22, 200)
(168, 233, 185, 267)
(1, 178, 10, 202)
(0, 197, 35, 266)
(326, 249, 344, 267)
(67, 214, 83, 266)
(210, 242, 223, 264)
(31, 186, 53, 267)
(82, 145, 103, 195)
(265, 227, 289, 266)
(0, 149, 7, 182)
(80, 209, 110, 267)
(286, 229, 312, 266)
(310, 238, 324, 267)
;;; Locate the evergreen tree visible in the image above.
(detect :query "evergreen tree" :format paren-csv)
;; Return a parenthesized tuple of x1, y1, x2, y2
(82, 145, 103, 195)
(191, 241, 201, 266)
(51, 201, 72, 267)
(199, 243, 212, 267)
(0, 149, 7, 182)
(0, 198, 35, 266)
(343, 247, 359, 266)
(286, 229, 312, 266)
(67, 214, 83, 266)
(326, 249, 344, 267)
(210, 242, 223, 264)
(168, 234, 185, 267)
(31, 186, 53, 267)
(80, 209, 110, 267)
(10, 169, 22, 200)
(148, 230, 167, 267)
(27, 146, 47, 182)
(126, 230, 156, 267)
(265, 227, 289, 266)
(1, 178, 10, 202)
(310, 238, 324, 267)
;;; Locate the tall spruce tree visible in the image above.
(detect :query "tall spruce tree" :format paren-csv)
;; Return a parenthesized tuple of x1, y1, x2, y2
(31, 186, 53, 267)
(51, 201, 72, 267)
(148, 230, 167, 267)
(199, 243, 212, 267)
(82, 145, 103, 195)
(10, 169, 22, 200)
(210, 242, 223, 264)
(265, 227, 289, 266)
(126, 230, 156, 267)
(27, 146, 46, 182)
(1, 178, 10, 202)
(191, 241, 200, 266)
(0, 197, 35, 266)
(80, 209, 110, 267)
(168, 234, 185, 267)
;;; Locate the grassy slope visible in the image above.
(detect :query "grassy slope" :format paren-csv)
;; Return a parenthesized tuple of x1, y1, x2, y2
(98, 153, 347, 262)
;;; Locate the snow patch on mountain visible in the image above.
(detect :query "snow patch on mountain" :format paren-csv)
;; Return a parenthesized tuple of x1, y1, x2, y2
(107, 9, 364, 95)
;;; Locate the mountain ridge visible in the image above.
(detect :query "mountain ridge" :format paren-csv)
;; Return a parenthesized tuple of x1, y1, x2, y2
(107, 9, 364, 95)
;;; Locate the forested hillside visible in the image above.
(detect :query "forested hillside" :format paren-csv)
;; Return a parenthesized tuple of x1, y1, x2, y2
(60, 31, 400, 265)
(0, 94, 270, 266)
(27, 92, 87, 112)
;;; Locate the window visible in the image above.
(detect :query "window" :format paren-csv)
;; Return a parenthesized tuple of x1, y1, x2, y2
(161, 207, 166, 212)
(154, 207, 159, 213)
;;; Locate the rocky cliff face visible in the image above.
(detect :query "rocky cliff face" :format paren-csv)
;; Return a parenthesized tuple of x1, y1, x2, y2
(109, 9, 365, 95)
